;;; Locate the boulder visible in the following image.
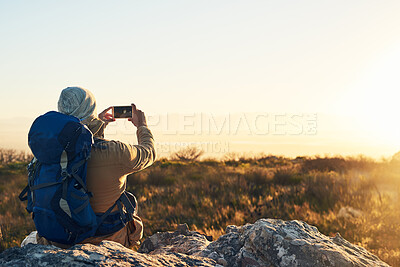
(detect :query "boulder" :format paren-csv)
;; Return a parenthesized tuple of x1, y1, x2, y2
(0, 240, 216, 267)
(201, 219, 388, 267)
(0, 218, 389, 267)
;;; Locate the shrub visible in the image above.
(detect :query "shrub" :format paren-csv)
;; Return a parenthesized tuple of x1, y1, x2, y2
(0, 149, 32, 166)
(244, 168, 271, 186)
(146, 169, 176, 186)
(170, 147, 204, 162)
(304, 171, 346, 211)
(273, 168, 302, 185)
(301, 157, 347, 173)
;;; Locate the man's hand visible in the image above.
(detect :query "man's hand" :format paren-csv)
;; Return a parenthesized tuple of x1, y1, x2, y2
(98, 107, 115, 125)
(128, 104, 147, 127)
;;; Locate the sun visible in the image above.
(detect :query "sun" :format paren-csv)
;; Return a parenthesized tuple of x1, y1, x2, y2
(340, 44, 400, 149)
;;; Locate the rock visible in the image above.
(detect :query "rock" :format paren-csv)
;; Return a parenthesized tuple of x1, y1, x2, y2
(200, 219, 389, 267)
(140, 219, 389, 267)
(138, 223, 211, 256)
(337, 206, 363, 219)
(0, 219, 389, 267)
(0, 240, 216, 267)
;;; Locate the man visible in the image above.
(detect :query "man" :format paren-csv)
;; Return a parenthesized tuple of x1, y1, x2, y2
(36, 86, 156, 248)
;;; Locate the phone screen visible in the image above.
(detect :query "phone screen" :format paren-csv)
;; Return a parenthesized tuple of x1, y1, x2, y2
(114, 106, 132, 118)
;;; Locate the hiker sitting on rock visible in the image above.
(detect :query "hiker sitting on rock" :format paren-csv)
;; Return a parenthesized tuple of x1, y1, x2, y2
(32, 87, 156, 248)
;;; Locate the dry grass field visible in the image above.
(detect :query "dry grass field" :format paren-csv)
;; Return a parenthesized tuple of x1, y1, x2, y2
(0, 148, 399, 266)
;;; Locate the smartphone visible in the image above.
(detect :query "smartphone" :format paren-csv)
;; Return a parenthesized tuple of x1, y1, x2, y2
(113, 106, 132, 119)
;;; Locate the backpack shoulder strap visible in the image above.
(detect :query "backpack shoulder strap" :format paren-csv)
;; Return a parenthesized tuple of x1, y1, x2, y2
(95, 190, 138, 236)
(19, 157, 38, 202)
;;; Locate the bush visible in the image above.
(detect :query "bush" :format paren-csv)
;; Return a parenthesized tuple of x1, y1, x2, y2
(304, 171, 346, 211)
(0, 149, 32, 166)
(273, 168, 302, 185)
(244, 168, 271, 186)
(301, 157, 348, 173)
(170, 147, 204, 162)
(301, 156, 376, 173)
(146, 169, 176, 186)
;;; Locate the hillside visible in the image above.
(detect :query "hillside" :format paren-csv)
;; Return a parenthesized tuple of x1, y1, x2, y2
(0, 149, 399, 265)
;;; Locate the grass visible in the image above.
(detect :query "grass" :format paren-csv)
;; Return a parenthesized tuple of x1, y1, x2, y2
(0, 162, 35, 251)
(0, 151, 399, 266)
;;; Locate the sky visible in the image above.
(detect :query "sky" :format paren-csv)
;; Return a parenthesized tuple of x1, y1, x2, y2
(1, 0, 400, 158)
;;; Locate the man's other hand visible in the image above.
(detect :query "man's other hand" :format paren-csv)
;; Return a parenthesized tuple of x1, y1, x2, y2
(99, 107, 115, 124)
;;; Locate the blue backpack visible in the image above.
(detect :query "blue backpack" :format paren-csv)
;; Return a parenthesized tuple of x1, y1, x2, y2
(19, 111, 137, 245)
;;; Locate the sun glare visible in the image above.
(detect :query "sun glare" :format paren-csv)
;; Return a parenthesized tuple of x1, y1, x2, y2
(342, 44, 400, 149)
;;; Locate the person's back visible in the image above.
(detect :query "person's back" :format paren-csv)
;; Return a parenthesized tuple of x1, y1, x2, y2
(36, 87, 156, 248)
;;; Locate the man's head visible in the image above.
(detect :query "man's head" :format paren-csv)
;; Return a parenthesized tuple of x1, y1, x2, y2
(58, 87, 97, 121)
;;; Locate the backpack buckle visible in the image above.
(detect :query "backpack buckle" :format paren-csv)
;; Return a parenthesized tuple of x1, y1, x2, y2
(61, 170, 68, 179)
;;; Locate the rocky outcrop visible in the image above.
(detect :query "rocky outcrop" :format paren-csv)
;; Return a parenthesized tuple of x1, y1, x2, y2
(0, 218, 389, 267)
(140, 219, 389, 267)
(0, 240, 216, 267)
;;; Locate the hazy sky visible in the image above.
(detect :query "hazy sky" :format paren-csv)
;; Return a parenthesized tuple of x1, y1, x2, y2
(1, 1, 400, 158)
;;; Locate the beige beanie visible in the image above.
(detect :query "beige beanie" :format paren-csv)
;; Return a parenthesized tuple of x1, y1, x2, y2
(58, 87, 97, 120)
